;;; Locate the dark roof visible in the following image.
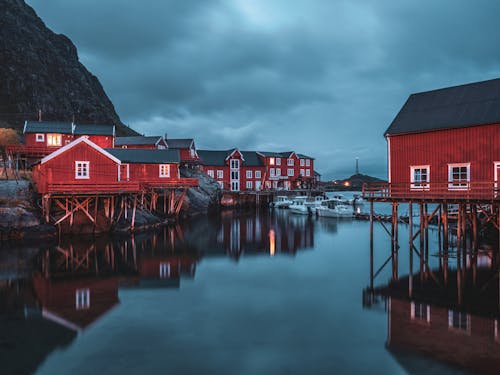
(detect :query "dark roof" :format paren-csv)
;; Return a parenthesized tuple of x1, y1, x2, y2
(258, 151, 295, 158)
(105, 149, 180, 163)
(73, 124, 115, 136)
(385, 78, 500, 136)
(167, 138, 194, 149)
(297, 153, 314, 159)
(314, 170, 321, 176)
(197, 149, 234, 166)
(114, 136, 164, 146)
(24, 121, 73, 134)
(240, 151, 265, 167)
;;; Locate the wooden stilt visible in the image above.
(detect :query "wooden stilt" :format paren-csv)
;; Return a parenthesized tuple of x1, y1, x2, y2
(131, 195, 137, 230)
(419, 202, 424, 281)
(408, 201, 413, 298)
(369, 200, 374, 290)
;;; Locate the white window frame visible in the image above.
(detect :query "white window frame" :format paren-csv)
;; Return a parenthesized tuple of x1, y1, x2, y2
(75, 161, 90, 179)
(448, 163, 470, 190)
(218, 181, 224, 189)
(270, 168, 275, 177)
(217, 170, 224, 179)
(287, 168, 294, 176)
(35, 133, 44, 142)
(448, 310, 471, 333)
(306, 169, 311, 177)
(255, 170, 261, 179)
(410, 165, 430, 190)
(287, 158, 294, 166)
(300, 159, 305, 166)
(246, 170, 252, 179)
(159, 164, 170, 178)
(75, 288, 90, 310)
(300, 169, 305, 176)
(207, 170, 214, 178)
(269, 157, 275, 166)
(410, 302, 431, 323)
(159, 263, 171, 278)
(276, 168, 281, 177)
(230, 159, 240, 169)
(306, 159, 310, 167)
(47, 133, 62, 147)
(276, 158, 281, 166)
(246, 181, 253, 189)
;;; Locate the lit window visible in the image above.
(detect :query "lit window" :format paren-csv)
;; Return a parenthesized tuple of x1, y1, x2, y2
(411, 302, 430, 323)
(270, 168, 275, 177)
(287, 159, 294, 166)
(207, 170, 214, 178)
(35, 133, 44, 142)
(287, 168, 294, 176)
(255, 171, 261, 179)
(47, 134, 62, 146)
(159, 164, 170, 177)
(306, 159, 310, 167)
(276, 158, 281, 166)
(269, 157, 275, 166)
(75, 161, 89, 179)
(246, 170, 252, 178)
(75, 288, 90, 310)
(448, 163, 470, 190)
(411, 165, 430, 189)
(276, 169, 281, 176)
(448, 310, 470, 332)
(300, 159, 305, 166)
(246, 181, 253, 189)
(306, 169, 311, 177)
(159, 263, 170, 278)
(217, 170, 224, 179)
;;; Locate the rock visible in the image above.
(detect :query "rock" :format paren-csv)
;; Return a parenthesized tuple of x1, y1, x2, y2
(180, 168, 221, 215)
(0, 0, 137, 135)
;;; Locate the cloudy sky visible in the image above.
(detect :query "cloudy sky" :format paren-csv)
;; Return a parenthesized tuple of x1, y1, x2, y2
(27, 0, 500, 180)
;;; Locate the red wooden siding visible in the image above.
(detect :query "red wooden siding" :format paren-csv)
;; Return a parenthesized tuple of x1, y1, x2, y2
(128, 163, 180, 183)
(86, 135, 114, 148)
(179, 148, 199, 162)
(25, 133, 73, 148)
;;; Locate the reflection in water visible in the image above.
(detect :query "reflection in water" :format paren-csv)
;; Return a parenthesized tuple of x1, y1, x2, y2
(0, 210, 316, 374)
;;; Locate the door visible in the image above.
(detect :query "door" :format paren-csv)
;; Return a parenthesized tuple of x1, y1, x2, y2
(230, 159, 240, 191)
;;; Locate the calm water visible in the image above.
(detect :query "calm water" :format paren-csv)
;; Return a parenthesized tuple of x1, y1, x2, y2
(0, 203, 497, 374)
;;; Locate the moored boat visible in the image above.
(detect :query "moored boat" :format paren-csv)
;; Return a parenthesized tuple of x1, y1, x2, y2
(271, 195, 294, 208)
(316, 199, 354, 218)
(289, 196, 311, 215)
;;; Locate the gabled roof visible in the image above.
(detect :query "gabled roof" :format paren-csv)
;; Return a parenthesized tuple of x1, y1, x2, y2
(105, 148, 180, 164)
(167, 138, 194, 149)
(385, 77, 500, 136)
(114, 136, 164, 146)
(41, 137, 121, 165)
(297, 153, 314, 160)
(240, 151, 265, 167)
(74, 124, 115, 136)
(257, 151, 296, 158)
(197, 150, 234, 166)
(24, 121, 73, 134)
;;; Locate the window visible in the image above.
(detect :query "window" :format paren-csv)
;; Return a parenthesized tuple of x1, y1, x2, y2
(190, 148, 195, 157)
(300, 159, 305, 166)
(300, 169, 305, 176)
(246, 181, 253, 189)
(35, 133, 44, 142)
(272, 181, 278, 188)
(270, 168, 275, 177)
(159, 164, 170, 177)
(230, 159, 239, 169)
(255, 170, 261, 179)
(159, 263, 170, 278)
(276, 169, 281, 177)
(75, 288, 90, 310)
(411, 302, 430, 323)
(231, 171, 239, 180)
(276, 158, 281, 166)
(217, 170, 224, 179)
(288, 168, 294, 176)
(231, 181, 239, 191)
(75, 161, 89, 179)
(306, 169, 311, 177)
(121, 145, 128, 149)
(448, 310, 470, 332)
(47, 133, 62, 146)
(246, 170, 252, 179)
(306, 159, 310, 167)
(448, 163, 470, 190)
(287, 158, 294, 166)
(284, 181, 290, 190)
(269, 157, 275, 166)
(218, 181, 224, 189)
(255, 181, 261, 190)
(411, 165, 430, 189)
(207, 170, 214, 178)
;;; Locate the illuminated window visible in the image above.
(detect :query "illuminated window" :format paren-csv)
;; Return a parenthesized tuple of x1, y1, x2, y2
(47, 133, 62, 146)
(300, 159, 305, 166)
(246, 181, 253, 189)
(75, 161, 89, 179)
(448, 163, 470, 190)
(35, 133, 44, 142)
(246, 170, 252, 178)
(306, 159, 310, 167)
(269, 157, 275, 166)
(287, 168, 294, 176)
(207, 170, 214, 178)
(255, 170, 261, 179)
(75, 288, 90, 310)
(411, 302, 430, 323)
(287, 158, 294, 166)
(159, 263, 170, 278)
(448, 310, 470, 332)
(276, 158, 281, 166)
(217, 170, 224, 179)
(159, 164, 170, 177)
(410, 165, 430, 189)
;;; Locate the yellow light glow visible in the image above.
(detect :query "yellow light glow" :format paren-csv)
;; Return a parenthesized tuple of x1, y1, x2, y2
(269, 229, 275, 256)
(344, 181, 350, 187)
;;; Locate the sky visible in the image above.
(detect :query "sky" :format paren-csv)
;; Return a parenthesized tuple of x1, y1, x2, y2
(27, 0, 500, 180)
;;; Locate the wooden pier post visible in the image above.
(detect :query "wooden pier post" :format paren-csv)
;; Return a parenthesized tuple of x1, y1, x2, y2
(369, 200, 374, 290)
(419, 202, 424, 281)
(408, 201, 413, 298)
(443, 203, 449, 285)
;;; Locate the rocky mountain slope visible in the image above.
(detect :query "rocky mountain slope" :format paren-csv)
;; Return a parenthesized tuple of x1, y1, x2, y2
(0, 0, 137, 135)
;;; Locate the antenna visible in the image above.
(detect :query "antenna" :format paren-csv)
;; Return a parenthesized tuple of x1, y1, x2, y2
(38, 109, 42, 122)
(355, 157, 359, 174)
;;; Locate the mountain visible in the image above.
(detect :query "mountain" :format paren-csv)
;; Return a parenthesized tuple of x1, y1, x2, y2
(0, 0, 137, 135)
(324, 173, 386, 190)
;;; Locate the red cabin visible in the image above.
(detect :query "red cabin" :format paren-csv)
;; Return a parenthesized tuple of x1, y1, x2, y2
(166, 138, 199, 165)
(257, 151, 315, 190)
(73, 123, 115, 148)
(370, 78, 500, 200)
(114, 135, 167, 149)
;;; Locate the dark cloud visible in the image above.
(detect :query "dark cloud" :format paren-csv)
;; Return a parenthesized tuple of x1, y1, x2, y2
(27, 0, 500, 180)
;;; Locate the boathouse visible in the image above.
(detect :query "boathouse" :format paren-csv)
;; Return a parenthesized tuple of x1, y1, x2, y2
(166, 138, 199, 166)
(114, 135, 167, 149)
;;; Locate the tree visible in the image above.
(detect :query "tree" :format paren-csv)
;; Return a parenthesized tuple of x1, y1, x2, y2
(0, 127, 20, 180)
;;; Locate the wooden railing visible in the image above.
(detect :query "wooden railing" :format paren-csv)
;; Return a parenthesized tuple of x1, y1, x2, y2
(362, 181, 500, 201)
(141, 178, 199, 189)
(47, 182, 141, 193)
(6, 144, 55, 157)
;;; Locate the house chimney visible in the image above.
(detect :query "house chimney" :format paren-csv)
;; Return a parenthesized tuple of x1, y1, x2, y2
(164, 133, 168, 140)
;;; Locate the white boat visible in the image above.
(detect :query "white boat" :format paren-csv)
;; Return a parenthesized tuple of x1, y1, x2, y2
(271, 195, 293, 208)
(305, 195, 327, 208)
(330, 193, 364, 206)
(289, 196, 312, 215)
(316, 199, 354, 218)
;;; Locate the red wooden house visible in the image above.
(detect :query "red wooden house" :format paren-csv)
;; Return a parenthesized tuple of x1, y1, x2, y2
(165, 138, 199, 165)
(73, 123, 115, 148)
(375, 78, 500, 200)
(114, 135, 167, 149)
(198, 149, 266, 191)
(257, 151, 315, 190)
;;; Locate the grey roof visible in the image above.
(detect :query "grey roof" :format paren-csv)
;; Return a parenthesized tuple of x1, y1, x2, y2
(297, 153, 314, 159)
(258, 151, 295, 158)
(314, 170, 321, 176)
(240, 151, 265, 167)
(105, 149, 180, 163)
(73, 124, 114, 136)
(198, 149, 234, 166)
(24, 121, 73, 134)
(386, 77, 500, 136)
(114, 136, 164, 146)
(167, 138, 194, 149)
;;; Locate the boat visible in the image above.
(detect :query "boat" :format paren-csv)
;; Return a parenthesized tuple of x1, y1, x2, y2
(304, 195, 327, 208)
(289, 196, 312, 215)
(316, 199, 354, 218)
(330, 193, 364, 206)
(270, 195, 293, 208)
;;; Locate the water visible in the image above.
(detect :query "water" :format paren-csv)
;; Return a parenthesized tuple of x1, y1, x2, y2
(0, 206, 496, 374)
